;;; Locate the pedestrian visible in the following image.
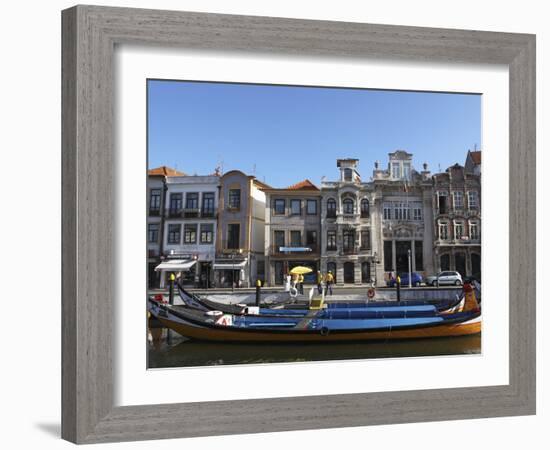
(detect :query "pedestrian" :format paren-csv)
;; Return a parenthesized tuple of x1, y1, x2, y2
(298, 273, 304, 295)
(316, 270, 324, 294)
(325, 270, 334, 295)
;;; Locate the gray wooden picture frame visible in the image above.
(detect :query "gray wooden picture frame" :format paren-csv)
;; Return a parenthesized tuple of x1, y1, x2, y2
(61, 5, 536, 444)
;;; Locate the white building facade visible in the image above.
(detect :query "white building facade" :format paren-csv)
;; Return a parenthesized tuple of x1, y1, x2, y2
(160, 175, 220, 288)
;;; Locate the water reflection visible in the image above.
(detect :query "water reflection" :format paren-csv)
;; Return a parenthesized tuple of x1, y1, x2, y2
(148, 328, 481, 368)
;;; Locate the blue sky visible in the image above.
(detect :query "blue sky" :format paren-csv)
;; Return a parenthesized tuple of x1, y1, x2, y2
(148, 80, 480, 187)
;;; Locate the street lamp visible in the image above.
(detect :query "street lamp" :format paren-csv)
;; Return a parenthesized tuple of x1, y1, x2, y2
(373, 251, 378, 287)
(407, 248, 412, 288)
(231, 252, 236, 292)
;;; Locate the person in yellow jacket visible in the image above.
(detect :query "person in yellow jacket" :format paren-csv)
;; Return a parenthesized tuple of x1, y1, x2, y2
(325, 271, 334, 295)
(297, 273, 304, 295)
(316, 270, 324, 294)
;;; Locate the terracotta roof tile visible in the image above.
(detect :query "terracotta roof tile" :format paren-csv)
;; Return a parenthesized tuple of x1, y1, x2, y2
(285, 179, 319, 191)
(469, 151, 481, 164)
(148, 166, 186, 177)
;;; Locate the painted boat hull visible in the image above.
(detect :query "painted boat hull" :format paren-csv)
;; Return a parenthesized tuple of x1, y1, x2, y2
(150, 302, 481, 343)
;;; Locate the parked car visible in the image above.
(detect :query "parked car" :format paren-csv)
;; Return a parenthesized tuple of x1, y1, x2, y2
(387, 272, 423, 287)
(425, 271, 463, 286)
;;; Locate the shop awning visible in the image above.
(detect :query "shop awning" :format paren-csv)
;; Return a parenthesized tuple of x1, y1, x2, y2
(155, 259, 197, 272)
(213, 260, 247, 270)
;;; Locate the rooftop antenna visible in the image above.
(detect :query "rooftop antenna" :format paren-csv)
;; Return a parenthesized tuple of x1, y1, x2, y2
(438, 163, 441, 173)
(252, 163, 257, 176)
(216, 154, 224, 175)
(474, 143, 478, 151)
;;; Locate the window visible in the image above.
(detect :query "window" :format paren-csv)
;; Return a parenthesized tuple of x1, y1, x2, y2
(439, 221, 448, 240)
(227, 224, 240, 249)
(290, 199, 301, 215)
(343, 168, 353, 181)
(202, 192, 215, 216)
(413, 206, 422, 221)
(438, 193, 448, 214)
(148, 223, 159, 243)
(184, 224, 197, 244)
(456, 222, 465, 239)
(469, 221, 479, 240)
(228, 189, 241, 210)
(306, 230, 317, 246)
(169, 193, 182, 214)
(290, 199, 302, 216)
(306, 199, 317, 215)
(360, 229, 370, 250)
(186, 192, 199, 210)
(273, 199, 285, 215)
(360, 198, 369, 218)
(403, 162, 411, 180)
(290, 230, 301, 247)
(342, 198, 354, 215)
(391, 162, 400, 179)
(274, 230, 285, 248)
(167, 224, 181, 244)
(326, 198, 336, 218)
(200, 223, 213, 244)
(393, 202, 410, 221)
(468, 191, 479, 209)
(149, 189, 161, 212)
(453, 191, 464, 210)
(343, 229, 355, 253)
(383, 203, 392, 220)
(327, 230, 337, 250)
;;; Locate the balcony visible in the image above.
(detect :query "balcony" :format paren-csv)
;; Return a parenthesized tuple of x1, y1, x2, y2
(200, 209, 216, 218)
(182, 207, 199, 218)
(148, 208, 161, 217)
(219, 240, 241, 252)
(342, 247, 357, 255)
(168, 209, 183, 218)
(326, 211, 337, 219)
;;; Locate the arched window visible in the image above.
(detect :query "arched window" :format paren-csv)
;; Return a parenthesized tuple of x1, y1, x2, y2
(326, 198, 337, 218)
(343, 198, 354, 215)
(360, 198, 369, 218)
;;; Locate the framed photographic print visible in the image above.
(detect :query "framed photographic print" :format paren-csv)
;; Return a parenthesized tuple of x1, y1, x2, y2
(62, 5, 535, 444)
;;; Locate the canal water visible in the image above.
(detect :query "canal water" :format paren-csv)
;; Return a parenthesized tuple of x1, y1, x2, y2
(148, 328, 481, 368)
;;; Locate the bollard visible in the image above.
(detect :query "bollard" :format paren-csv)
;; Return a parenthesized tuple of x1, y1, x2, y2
(255, 279, 261, 306)
(168, 272, 175, 305)
(396, 275, 401, 302)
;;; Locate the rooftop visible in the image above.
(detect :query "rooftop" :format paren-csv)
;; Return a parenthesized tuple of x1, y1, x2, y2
(148, 166, 186, 177)
(469, 150, 482, 164)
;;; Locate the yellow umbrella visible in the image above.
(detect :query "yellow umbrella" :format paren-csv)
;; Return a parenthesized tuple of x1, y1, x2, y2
(289, 266, 313, 275)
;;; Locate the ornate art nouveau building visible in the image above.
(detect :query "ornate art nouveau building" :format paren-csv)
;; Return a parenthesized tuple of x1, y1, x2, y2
(320, 152, 435, 285)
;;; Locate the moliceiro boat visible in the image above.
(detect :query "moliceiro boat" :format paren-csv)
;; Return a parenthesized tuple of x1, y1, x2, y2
(174, 284, 465, 316)
(147, 284, 481, 343)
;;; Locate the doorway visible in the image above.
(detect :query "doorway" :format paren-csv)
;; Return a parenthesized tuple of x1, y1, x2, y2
(361, 262, 371, 283)
(396, 241, 412, 273)
(455, 252, 466, 277)
(344, 262, 355, 284)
